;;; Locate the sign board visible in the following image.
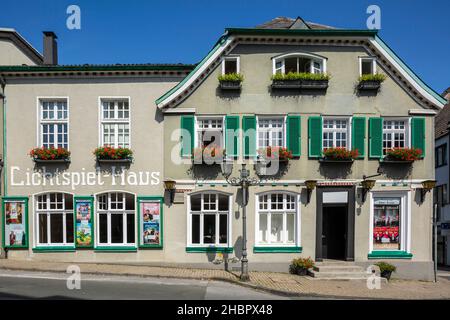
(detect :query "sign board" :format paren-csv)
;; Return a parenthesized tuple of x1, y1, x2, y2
(138, 197, 163, 248)
(75, 197, 94, 248)
(2, 197, 28, 249)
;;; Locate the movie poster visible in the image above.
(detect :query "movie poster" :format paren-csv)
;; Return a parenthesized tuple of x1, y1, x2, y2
(373, 198, 401, 250)
(141, 201, 161, 246)
(75, 199, 93, 247)
(4, 201, 26, 247)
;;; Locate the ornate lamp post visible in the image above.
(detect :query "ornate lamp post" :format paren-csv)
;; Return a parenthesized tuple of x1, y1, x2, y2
(223, 162, 260, 281)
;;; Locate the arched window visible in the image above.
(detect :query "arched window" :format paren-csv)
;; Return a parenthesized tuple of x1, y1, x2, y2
(273, 53, 326, 75)
(97, 192, 135, 246)
(35, 192, 74, 246)
(188, 192, 231, 247)
(256, 192, 300, 246)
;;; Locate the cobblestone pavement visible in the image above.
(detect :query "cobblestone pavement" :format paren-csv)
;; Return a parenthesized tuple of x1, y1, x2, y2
(0, 260, 449, 299)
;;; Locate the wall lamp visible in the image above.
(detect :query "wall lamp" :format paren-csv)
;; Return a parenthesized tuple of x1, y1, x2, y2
(304, 180, 317, 204)
(361, 179, 376, 202)
(163, 178, 176, 204)
(420, 180, 436, 203)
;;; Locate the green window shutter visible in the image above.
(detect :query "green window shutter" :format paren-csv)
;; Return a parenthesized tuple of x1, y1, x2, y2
(411, 117, 426, 158)
(352, 117, 366, 159)
(225, 115, 240, 158)
(308, 116, 322, 158)
(369, 117, 383, 159)
(180, 115, 194, 157)
(242, 115, 256, 158)
(287, 115, 301, 157)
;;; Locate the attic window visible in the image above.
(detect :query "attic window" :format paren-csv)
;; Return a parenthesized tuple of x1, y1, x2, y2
(273, 53, 326, 75)
(360, 57, 376, 76)
(222, 57, 240, 75)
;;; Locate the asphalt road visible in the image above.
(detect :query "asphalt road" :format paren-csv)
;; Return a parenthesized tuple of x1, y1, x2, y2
(0, 270, 289, 300)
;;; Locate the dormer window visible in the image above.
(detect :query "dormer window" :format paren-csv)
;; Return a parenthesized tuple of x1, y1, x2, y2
(222, 56, 240, 75)
(360, 57, 376, 76)
(273, 53, 326, 75)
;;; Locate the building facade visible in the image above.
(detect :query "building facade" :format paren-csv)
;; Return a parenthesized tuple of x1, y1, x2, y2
(0, 18, 446, 280)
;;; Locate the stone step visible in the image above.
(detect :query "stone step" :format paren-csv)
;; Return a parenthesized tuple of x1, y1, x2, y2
(309, 270, 371, 279)
(313, 265, 364, 272)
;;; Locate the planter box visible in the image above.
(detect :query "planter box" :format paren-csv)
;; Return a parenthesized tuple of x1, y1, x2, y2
(271, 80, 302, 89)
(358, 80, 381, 90)
(97, 158, 133, 164)
(380, 158, 415, 164)
(300, 80, 329, 89)
(219, 80, 242, 90)
(319, 158, 354, 163)
(33, 158, 71, 164)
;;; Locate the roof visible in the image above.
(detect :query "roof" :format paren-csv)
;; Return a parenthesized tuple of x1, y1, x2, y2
(0, 28, 43, 64)
(256, 17, 336, 30)
(435, 102, 450, 139)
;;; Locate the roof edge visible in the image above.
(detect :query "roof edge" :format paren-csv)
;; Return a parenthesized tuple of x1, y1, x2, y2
(225, 28, 378, 36)
(0, 64, 196, 73)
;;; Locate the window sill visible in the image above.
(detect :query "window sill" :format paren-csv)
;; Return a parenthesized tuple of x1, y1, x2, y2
(253, 246, 302, 253)
(33, 246, 76, 252)
(368, 250, 413, 259)
(186, 247, 233, 253)
(95, 246, 137, 252)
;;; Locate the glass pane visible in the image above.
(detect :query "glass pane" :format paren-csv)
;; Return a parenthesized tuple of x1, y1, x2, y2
(224, 59, 237, 74)
(39, 214, 48, 244)
(191, 194, 201, 211)
(259, 213, 268, 243)
(298, 58, 310, 73)
(191, 214, 200, 244)
(66, 213, 74, 243)
(111, 214, 124, 243)
(286, 214, 295, 243)
(219, 214, 227, 244)
(361, 60, 373, 75)
(203, 215, 216, 244)
(270, 214, 283, 243)
(99, 214, 108, 244)
(218, 194, 228, 211)
(127, 214, 135, 243)
(284, 57, 297, 73)
(50, 214, 64, 243)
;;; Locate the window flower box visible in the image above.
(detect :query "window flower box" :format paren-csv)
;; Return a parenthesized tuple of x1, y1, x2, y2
(357, 73, 386, 91)
(94, 146, 133, 163)
(29, 147, 71, 163)
(218, 73, 243, 90)
(192, 145, 225, 165)
(320, 147, 358, 163)
(381, 147, 422, 163)
(271, 72, 330, 90)
(257, 146, 293, 163)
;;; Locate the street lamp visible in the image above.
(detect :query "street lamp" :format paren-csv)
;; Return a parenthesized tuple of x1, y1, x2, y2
(420, 180, 436, 203)
(163, 178, 176, 204)
(223, 163, 261, 281)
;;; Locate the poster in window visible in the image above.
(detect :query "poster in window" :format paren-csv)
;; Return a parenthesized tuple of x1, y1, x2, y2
(373, 198, 400, 250)
(4, 200, 27, 248)
(139, 200, 162, 247)
(75, 198, 93, 247)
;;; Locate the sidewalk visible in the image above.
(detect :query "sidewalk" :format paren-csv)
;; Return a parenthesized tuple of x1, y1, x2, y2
(0, 259, 449, 299)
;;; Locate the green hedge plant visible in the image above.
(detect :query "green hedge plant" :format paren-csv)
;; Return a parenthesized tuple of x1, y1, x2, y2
(271, 72, 331, 81)
(218, 73, 244, 82)
(358, 73, 386, 82)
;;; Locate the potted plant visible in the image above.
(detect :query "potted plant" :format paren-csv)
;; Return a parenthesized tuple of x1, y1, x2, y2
(321, 147, 359, 162)
(357, 73, 386, 90)
(218, 73, 244, 90)
(29, 147, 71, 163)
(192, 145, 225, 165)
(257, 146, 293, 163)
(384, 147, 422, 163)
(271, 72, 330, 89)
(289, 257, 315, 276)
(375, 261, 396, 280)
(94, 146, 133, 162)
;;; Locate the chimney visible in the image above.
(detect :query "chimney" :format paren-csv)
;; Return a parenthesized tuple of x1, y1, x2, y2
(43, 31, 58, 65)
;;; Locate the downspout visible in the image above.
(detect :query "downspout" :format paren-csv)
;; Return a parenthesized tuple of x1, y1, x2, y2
(0, 75, 5, 259)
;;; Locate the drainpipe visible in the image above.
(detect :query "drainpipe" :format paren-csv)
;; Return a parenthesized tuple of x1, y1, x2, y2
(0, 75, 5, 259)
(434, 203, 438, 282)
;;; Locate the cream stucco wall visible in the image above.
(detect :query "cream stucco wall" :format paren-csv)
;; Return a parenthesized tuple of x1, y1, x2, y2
(0, 39, 38, 66)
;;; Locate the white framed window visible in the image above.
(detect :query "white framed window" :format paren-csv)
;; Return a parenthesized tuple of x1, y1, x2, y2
(322, 118, 351, 149)
(382, 119, 409, 155)
(195, 117, 224, 148)
(257, 117, 285, 149)
(188, 192, 232, 247)
(100, 98, 130, 148)
(96, 192, 135, 246)
(273, 53, 326, 75)
(221, 56, 240, 75)
(255, 192, 300, 246)
(35, 193, 74, 246)
(38, 99, 69, 149)
(369, 191, 411, 253)
(359, 57, 377, 76)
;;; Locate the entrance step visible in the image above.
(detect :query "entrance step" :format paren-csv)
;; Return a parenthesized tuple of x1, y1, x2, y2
(309, 262, 371, 280)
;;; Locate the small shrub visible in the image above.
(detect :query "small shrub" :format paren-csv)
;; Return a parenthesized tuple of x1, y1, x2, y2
(258, 146, 293, 161)
(218, 73, 244, 82)
(358, 73, 386, 82)
(375, 261, 397, 273)
(271, 72, 331, 81)
(289, 257, 315, 275)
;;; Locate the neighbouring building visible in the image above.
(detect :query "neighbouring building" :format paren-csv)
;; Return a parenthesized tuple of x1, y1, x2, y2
(0, 17, 446, 280)
(434, 88, 450, 266)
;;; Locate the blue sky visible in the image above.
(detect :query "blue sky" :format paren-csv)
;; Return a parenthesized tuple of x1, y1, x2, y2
(1, 0, 449, 93)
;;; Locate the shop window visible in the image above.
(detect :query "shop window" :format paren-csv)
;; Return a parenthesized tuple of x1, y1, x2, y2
(195, 117, 224, 148)
(36, 193, 74, 246)
(382, 119, 409, 155)
(256, 192, 299, 246)
(96, 192, 135, 246)
(188, 192, 231, 247)
(100, 99, 130, 148)
(39, 100, 68, 149)
(257, 117, 285, 149)
(322, 118, 350, 150)
(435, 144, 447, 167)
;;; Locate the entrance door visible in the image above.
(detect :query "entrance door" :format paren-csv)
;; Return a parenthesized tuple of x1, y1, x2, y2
(322, 205, 347, 260)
